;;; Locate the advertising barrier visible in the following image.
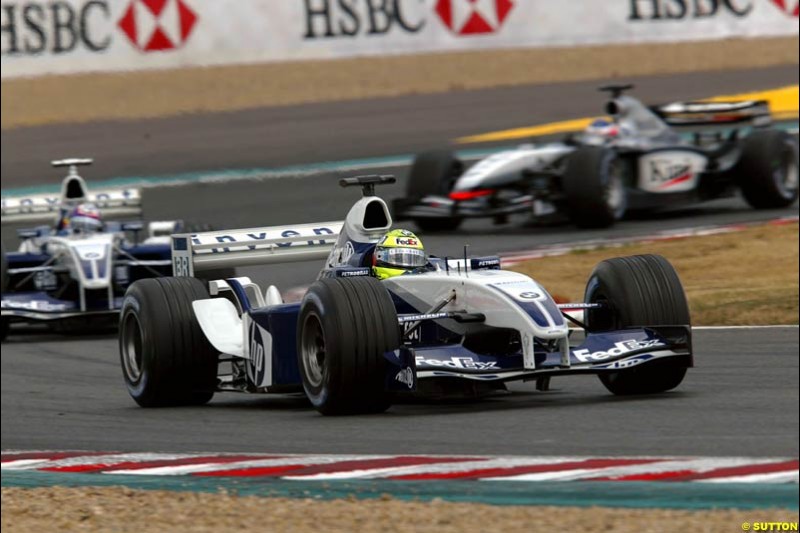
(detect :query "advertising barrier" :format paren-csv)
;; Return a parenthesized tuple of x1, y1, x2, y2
(1, 0, 798, 78)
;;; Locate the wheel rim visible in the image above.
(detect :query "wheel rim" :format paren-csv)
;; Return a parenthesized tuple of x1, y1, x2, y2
(605, 159, 626, 217)
(121, 312, 144, 383)
(301, 314, 326, 388)
(773, 145, 799, 199)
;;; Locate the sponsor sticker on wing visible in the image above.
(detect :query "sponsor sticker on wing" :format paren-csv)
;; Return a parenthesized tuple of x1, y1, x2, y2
(573, 339, 665, 362)
(415, 356, 498, 370)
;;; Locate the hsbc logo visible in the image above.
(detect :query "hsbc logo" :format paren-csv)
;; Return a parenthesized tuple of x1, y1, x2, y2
(1, 0, 197, 56)
(118, 0, 198, 52)
(769, 0, 799, 16)
(435, 0, 514, 36)
(303, 0, 515, 39)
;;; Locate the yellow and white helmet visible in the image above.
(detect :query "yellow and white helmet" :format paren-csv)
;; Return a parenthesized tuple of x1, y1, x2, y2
(372, 229, 427, 280)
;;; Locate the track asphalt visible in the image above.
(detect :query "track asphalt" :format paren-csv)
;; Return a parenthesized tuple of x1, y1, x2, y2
(1, 67, 798, 473)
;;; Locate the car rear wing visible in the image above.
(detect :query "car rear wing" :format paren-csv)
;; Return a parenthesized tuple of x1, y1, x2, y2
(171, 221, 343, 277)
(653, 100, 772, 130)
(1, 189, 143, 225)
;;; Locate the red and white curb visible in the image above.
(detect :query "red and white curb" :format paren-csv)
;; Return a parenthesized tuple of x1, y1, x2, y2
(2, 452, 797, 484)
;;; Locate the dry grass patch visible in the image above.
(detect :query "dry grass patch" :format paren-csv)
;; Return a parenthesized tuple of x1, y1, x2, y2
(2, 36, 797, 129)
(509, 222, 799, 326)
(2, 486, 798, 533)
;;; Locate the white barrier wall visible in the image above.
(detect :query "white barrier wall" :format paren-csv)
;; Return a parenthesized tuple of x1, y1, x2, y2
(1, 0, 798, 78)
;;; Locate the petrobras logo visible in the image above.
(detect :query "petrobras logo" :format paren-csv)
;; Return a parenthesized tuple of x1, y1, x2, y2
(573, 339, 665, 363)
(415, 356, 498, 370)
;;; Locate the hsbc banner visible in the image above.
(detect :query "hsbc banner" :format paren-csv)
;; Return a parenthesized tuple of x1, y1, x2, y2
(1, 0, 798, 79)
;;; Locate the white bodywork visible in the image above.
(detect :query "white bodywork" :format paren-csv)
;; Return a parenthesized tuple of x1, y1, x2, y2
(171, 221, 343, 277)
(454, 145, 573, 192)
(1, 161, 142, 225)
(384, 268, 570, 370)
(187, 192, 570, 376)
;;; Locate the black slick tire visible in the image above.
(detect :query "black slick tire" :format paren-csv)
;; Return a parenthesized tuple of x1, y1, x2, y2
(406, 150, 464, 232)
(119, 277, 219, 407)
(297, 277, 400, 415)
(563, 146, 627, 228)
(585, 254, 690, 395)
(734, 129, 799, 209)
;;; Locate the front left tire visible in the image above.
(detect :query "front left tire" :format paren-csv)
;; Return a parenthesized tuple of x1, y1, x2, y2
(297, 277, 401, 415)
(562, 146, 628, 228)
(405, 150, 464, 232)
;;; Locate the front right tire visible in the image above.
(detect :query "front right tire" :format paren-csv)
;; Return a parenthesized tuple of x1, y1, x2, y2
(585, 254, 691, 395)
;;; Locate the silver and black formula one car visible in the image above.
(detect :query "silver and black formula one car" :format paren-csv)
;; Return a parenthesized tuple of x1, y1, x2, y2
(393, 85, 799, 230)
(118, 176, 693, 415)
(0, 159, 230, 340)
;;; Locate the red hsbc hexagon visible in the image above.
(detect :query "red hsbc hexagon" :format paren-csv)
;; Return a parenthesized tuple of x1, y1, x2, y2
(435, 0, 515, 36)
(768, 0, 799, 17)
(118, 0, 198, 52)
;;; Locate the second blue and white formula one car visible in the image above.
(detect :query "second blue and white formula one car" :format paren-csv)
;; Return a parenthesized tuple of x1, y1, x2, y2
(119, 176, 693, 415)
(1, 159, 231, 340)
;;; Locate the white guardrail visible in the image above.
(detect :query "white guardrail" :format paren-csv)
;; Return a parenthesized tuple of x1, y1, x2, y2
(1, 0, 797, 78)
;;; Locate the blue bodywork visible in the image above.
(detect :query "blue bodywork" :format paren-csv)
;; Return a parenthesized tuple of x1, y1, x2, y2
(228, 256, 692, 392)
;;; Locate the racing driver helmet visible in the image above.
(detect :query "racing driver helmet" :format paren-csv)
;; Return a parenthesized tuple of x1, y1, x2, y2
(66, 203, 104, 234)
(372, 229, 427, 280)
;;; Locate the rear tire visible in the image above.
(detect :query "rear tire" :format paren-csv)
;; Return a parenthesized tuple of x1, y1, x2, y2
(734, 130, 799, 209)
(406, 150, 464, 232)
(563, 147, 627, 228)
(297, 277, 401, 415)
(585, 254, 690, 395)
(119, 277, 219, 407)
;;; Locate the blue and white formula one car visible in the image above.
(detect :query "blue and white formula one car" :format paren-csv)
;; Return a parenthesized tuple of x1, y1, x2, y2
(0, 159, 226, 340)
(119, 176, 693, 415)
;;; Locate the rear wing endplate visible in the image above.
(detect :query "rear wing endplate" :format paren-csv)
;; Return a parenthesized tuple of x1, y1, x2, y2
(171, 221, 343, 276)
(653, 99, 772, 129)
(1, 189, 142, 225)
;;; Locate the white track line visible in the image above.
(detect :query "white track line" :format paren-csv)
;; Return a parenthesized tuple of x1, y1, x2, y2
(698, 471, 799, 484)
(481, 458, 784, 482)
(0, 453, 200, 471)
(282, 457, 576, 481)
(108, 455, 382, 476)
(693, 325, 798, 330)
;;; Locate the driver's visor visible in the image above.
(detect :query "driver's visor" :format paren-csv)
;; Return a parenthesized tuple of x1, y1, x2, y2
(375, 247, 427, 269)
